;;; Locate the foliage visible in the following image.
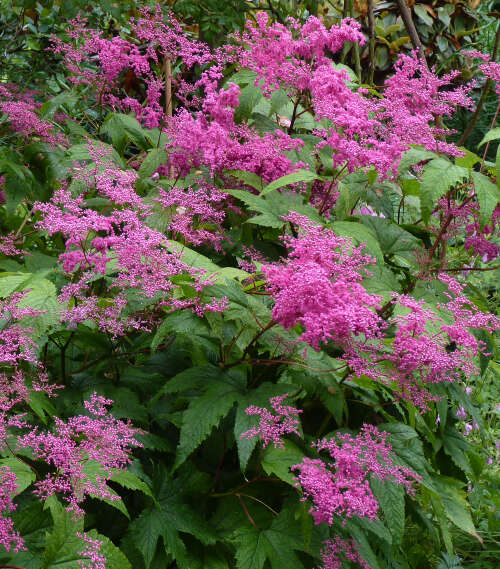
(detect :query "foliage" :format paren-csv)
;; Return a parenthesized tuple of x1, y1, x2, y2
(0, 3, 499, 569)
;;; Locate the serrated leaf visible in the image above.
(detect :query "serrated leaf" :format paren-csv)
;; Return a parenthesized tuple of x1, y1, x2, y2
(420, 159, 468, 223)
(228, 170, 264, 191)
(334, 182, 351, 220)
(138, 148, 167, 178)
(0, 457, 35, 495)
(471, 171, 500, 227)
(129, 473, 216, 568)
(43, 498, 84, 569)
(110, 469, 154, 499)
(330, 221, 383, 262)
(261, 440, 305, 485)
(233, 508, 304, 569)
(359, 216, 421, 264)
(85, 530, 132, 569)
(100, 113, 150, 154)
(260, 169, 319, 196)
(175, 369, 246, 468)
(436, 478, 481, 542)
(398, 147, 437, 174)
(371, 478, 405, 545)
(478, 126, 500, 147)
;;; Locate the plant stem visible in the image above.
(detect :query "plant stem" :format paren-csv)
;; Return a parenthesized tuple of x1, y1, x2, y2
(395, 0, 426, 60)
(480, 100, 500, 172)
(458, 21, 500, 147)
(368, 0, 376, 85)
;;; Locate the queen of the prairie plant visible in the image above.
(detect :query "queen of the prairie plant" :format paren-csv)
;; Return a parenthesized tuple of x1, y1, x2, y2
(0, 5, 499, 569)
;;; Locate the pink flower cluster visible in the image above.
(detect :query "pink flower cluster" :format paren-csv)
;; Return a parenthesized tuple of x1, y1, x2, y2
(241, 394, 302, 448)
(77, 532, 106, 569)
(0, 466, 24, 553)
(19, 393, 141, 516)
(0, 89, 67, 146)
(263, 213, 381, 350)
(318, 536, 372, 569)
(293, 425, 419, 525)
(164, 81, 304, 182)
(34, 146, 227, 334)
(235, 13, 365, 96)
(236, 16, 471, 178)
(465, 50, 500, 96)
(264, 219, 500, 409)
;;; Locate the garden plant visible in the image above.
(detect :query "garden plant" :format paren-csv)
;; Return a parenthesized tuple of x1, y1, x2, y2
(0, 1, 499, 569)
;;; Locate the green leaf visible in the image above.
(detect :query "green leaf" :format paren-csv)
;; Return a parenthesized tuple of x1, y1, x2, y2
(260, 170, 319, 196)
(371, 478, 405, 545)
(234, 383, 295, 471)
(261, 440, 305, 485)
(414, 4, 434, 26)
(334, 181, 351, 220)
(359, 216, 422, 265)
(234, 84, 263, 122)
(233, 508, 305, 569)
(110, 469, 154, 499)
(174, 369, 246, 468)
(129, 507, 164, 568)
(100, 113, 150, 154)
(166, 240, 249, 283)
(228, 170, 265, 191)
(0, 457, 35, 495)
(478, 126, 500, 147)
(429, 490, 454, 556)
(398, 147, 437, 174)
(85, 530, 132, 569)
(455, 148, 481, 169)
(138, 148, 167, 179)
(43, 498, 84, 569)
(329, 221, 383, 262)
(471, 171, 500, 227)
(129, 473, 216, 568)
(420, 159, 468, 223)
(435, 477, 481, 542)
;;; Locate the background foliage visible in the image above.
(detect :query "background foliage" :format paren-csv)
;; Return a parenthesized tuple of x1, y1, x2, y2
(0, 2, 499, 569)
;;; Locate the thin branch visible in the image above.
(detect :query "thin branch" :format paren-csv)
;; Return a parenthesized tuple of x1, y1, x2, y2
(395, 0, 426, 61)
(223, 321, 276, 369)
(237, 494, 259, 528)
(458, 22, 500, 147)
(480, 100, 500, 172)
(436, 264, 500, 273)
(368, 0, 376, 85)
(238, 493, 278, 516)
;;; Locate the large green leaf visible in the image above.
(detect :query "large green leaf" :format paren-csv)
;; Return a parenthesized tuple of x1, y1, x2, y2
(261, 440, 305, 486)
(260, 170, 320, 196)
(420, 159, 468, 223)
(359, 216, 422, 265)
(0, 457, 35, 495)
(233, 508, 305, 569)
(330, 221, 383, 262)
(174, 368, 247, 468)
(129, 473, 216, 568)
(371, 478, 405, 545)
(42, 498, 84, 569)
(471, 171, 500, 227)
(478, 126, 500, 147)
(100, 113, 150, 154)
(138, 148, 167, 179)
